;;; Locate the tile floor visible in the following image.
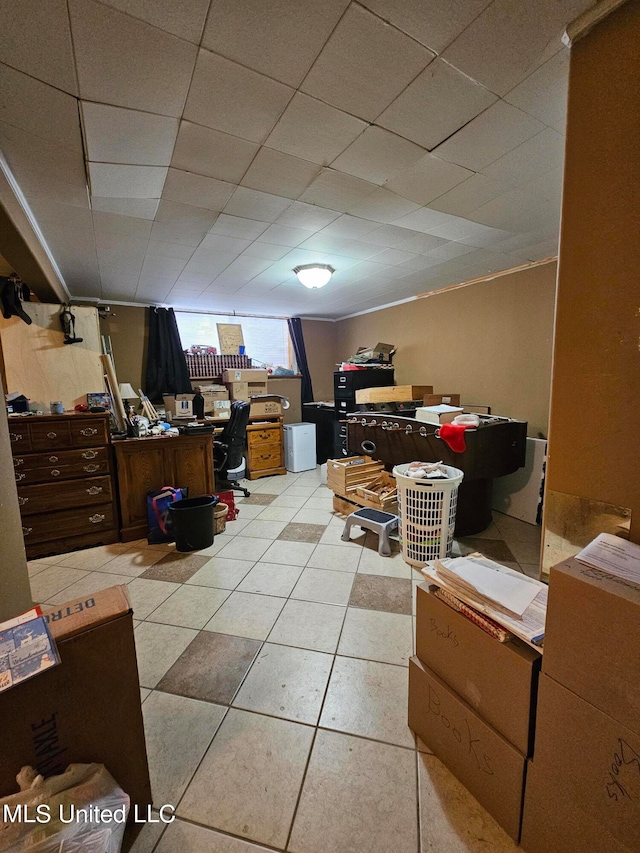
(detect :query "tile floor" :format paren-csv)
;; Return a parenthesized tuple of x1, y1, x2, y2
(28, 467, 542, 853)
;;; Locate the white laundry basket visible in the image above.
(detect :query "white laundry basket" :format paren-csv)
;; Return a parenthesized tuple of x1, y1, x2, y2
(393, 463, 464, 566)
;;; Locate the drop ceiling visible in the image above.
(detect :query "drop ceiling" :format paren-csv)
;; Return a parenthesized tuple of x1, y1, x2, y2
(0, 0, 594, 319)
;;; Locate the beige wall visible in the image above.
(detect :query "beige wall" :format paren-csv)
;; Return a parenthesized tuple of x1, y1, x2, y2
(546, 1, 640, 544)
(100, 305, 148, 395)
(334, 262, 557, 438)
(301, 318, 337, 402)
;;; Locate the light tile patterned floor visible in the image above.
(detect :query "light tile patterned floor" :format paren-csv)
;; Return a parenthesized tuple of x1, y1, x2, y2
(30, 466, 538, 853)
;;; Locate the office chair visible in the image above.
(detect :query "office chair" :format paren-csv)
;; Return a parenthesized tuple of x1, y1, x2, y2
(213, 400, 251, 497)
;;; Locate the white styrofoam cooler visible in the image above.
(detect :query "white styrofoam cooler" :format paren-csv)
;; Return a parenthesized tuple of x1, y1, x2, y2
(283, 423, 317, 472)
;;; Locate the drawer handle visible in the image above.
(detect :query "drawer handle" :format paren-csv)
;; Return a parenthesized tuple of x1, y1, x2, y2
(22, 526, 33, 536)
(50, 469, 61, 477)
(80, 428, 98, 437)
(15, 473, 25, 482)
(10, 433, 23, 441)
(14, 458, 24, 467)
(18, 496, 29, 506)
(49, 455, 59, 463)
(47, 431, 57, 439)
(260, 454, 272, 460)
(82, 450, 98, 459)
(83, 464, 100, 473)
(89, 513, 106, 524)
(86, 486, 103, 495)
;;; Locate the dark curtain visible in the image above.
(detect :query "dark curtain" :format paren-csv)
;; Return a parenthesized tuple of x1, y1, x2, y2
(288, 317, 314, 403)
(145, 307, 192, 402)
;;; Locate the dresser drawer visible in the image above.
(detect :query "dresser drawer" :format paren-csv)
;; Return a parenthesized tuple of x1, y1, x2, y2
(13, 446, 108, 471)
(71, 418, 109, 447)
(18, 476, 113, 515)
(249, 443, 282, 471)
(8, 425, 32, 452)
(20, 504, 116, 545)
(14, 457, 110, 485)
(30, 420, 72, 450)
(248, 426, 281, 446)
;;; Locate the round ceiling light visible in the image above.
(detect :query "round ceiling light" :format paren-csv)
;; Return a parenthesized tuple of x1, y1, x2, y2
(293, 263, 335, 289)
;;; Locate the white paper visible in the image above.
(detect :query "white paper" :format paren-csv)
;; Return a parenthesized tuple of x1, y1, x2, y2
(435, 556, 540, 615)
(575, 533, 640, 582)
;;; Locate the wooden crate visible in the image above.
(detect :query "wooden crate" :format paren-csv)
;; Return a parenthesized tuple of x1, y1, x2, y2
(422, 393, 461, 406)
(327, 456, 384, 494)
(355, 384, 433, 404)
(354, 472, 398, 511)
(332, 493, 361, 516)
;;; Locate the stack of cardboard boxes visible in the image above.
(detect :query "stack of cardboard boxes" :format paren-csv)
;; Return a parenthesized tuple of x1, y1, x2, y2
(222, 369, 282, 418)
(409, 584, 541, 842)
(520, 557, 640, 853)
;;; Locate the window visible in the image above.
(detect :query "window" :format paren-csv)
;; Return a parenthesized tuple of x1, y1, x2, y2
(175, 311, 293, 370)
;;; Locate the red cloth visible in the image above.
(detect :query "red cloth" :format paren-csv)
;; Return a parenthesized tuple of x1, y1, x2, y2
(438, 422, 472, 453)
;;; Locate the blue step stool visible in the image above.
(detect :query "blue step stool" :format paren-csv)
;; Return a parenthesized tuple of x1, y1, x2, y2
(341, 507, 399, 557)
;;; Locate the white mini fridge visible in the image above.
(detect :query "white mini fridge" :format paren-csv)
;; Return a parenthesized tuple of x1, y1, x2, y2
(284, 423, 317, 472)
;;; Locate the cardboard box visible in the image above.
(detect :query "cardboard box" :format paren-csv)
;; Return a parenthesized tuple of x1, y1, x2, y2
(249, 400, 282, 418)
(0, 586, 151, 821)
(523, 673, 640, 851)
(225, 381, 268, 402)
(422, 393, 461, 407)
(415, 584, 540, 755)
(415, 404, 464, 424)
(356, 342, 395, 362)
(355, 385, 433, 404)
(222, 369, 268, 383)
(521, 757, 634, 853)
(543, 556, 640, 729)
(207, 399, 231, 420)
(201, 389, 229, 414)
(408, 657, 526, 841)
(163, 393, 195, 418)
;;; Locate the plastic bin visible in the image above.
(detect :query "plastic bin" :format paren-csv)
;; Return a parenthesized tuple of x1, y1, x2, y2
(168, 494, 218, 552)
(393, 464, 464, 566)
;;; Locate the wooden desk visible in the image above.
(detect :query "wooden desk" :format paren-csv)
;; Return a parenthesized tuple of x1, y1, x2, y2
(114, 433, 214, 541)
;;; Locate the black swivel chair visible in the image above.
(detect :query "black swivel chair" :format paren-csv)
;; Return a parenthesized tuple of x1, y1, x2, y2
(213, 400, 251, 497)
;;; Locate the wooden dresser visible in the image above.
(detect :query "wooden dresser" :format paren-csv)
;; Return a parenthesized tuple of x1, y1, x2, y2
(114, 433, 215, 541)
(9, 412, 119, 559)
(246, 419, 286, 480)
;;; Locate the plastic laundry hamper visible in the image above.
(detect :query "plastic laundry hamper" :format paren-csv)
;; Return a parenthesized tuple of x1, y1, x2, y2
(393, 463, 464, 567)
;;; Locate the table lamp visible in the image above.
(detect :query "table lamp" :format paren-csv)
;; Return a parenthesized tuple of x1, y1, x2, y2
(119, 383, 139, 416)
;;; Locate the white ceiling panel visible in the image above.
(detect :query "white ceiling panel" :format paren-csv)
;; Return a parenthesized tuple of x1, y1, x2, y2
(299, 169, 378, 213)
(392, 206, 464, 234)
(241, 242, 291, 261)
(332, 127, 426, 186)
(82, 103, 179, 166)
(276, 201, 341, 232)
(427, 217, 505, 242)
(89, 163, 168, 199)
(482, 128, 565, 188)
(98, 0, 210, 43)
(385, 154, 473, 206)
(346, 188, 420, 224)
(161, 168, 235, 212)
(265, 93, 367, 166)
(318, 215, 380, 241)
(184, 50, 293, 144)
(258, 224, 314, 248)
(426, 242, 476, 261)
(357, 224, 417, 248)
(69, 0, 197, 117)
(357, 0, 493, 54)
(373, 248, 419, 266)
(139, 254, 186, 281)
(378, 59, 497, 150)
(296, 234, 350, 254)
(170, 121, 259, 184)
(0, 0, 77, 95)
(92, 197, 160, 220)
(331, 240, 383, 260)
(241, 148, 321, 199)
(182, 250, 237, 277)
(150, 200, 219, 246)
(202, 0, 349, 87)
(144, 240, 194, 261)
(427, 173, 508, 217)
(432, 101, 544, 171)
(20, 174, 89, 209)
(92, 210, 153, 240)
(223, 187, 293, 222)
(504, 49, 570, 133)
(393, 231, 448, 253)
(301, 4, 434, 122)
(471, 184, 561, 233)
(199, 233, 252, 254)
(211, 215, 270, 241)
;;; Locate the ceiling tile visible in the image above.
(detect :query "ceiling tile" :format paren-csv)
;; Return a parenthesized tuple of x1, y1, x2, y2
(385, 154, 472, 206)
(276, 201, 341, 231)
(0, 0, 77, 94)
(161, 168, 235, 211)
(332, 127, 426, 185)
(92, 210, 153, 240)
(392, 206, 463, 234)
(481, 128, 565, 187)
(89, 163, 168, 198)
(258, 224, 312, 247)
(202, 0, 349, 86)
(98, 0, 210, 42)
(150, 200, 219, 246)
(145, 240, 194, 261)
(347, 188, 420, 223)
(199, 233, 252, 254)
(357, 0, 492, 53)
(170, 121, 258, 184)
(504, 49, 570, 133)
(471, 184, 560, 232)
(373, 248, 419, 266)
(393, 231, 448, 253)
(82, 103, 179, 166)
(0, 65, 82, 155)
(184, 49, 294, 144)
(92, 197, 160, 220)
(432, 101, 544, 171)
(265, 93, 367, 166)
(427, 173, 508, 217)
(241, 242, 291, 261)
(332, 240, 384, 260)
(223, 187, 292, 222)
(319, 215, 380, 241)
(299, 169, 378, 213)
(441, 0, 593, 96)
(182, 250, 237, 276)
(378, 59, 497, 150)
(210, 215, 269, 241)
(69, 0, 197, 117)
(301, 4, 434, 121)
(215, 255, 273, 279)
(426, 241, 476, 261)
(241, 148, 320, 199)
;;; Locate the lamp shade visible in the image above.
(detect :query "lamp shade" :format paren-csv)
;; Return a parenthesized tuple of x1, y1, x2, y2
(293, 263, 335, 289)
(119, 383, 138, 400)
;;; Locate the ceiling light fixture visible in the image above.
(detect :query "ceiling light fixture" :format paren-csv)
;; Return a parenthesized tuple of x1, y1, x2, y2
(293, 263, 335, 289)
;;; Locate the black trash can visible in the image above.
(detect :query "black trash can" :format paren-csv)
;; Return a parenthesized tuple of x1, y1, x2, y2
(168, 495, 218, 552)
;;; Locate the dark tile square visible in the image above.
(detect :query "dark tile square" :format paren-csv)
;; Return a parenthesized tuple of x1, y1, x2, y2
(453, 537, 517, 563)
(157, 631, 261, 704)
(241, 493, 277, 505)
(278, 523, 326, 543)
(349, 575, 412, 615)
(139, 552, 210, 583)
